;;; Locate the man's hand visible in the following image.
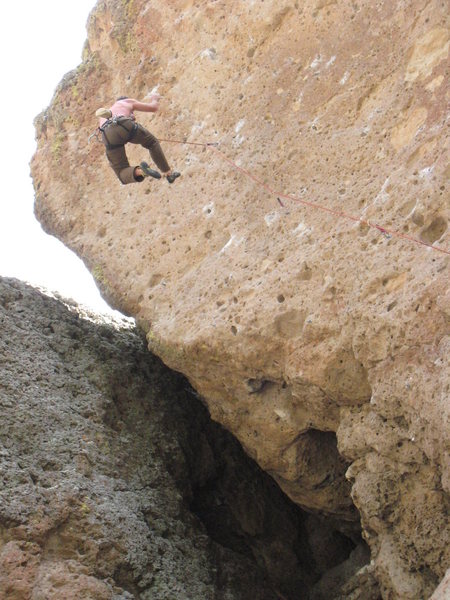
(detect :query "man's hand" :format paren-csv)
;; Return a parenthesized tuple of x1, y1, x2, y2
(145, 94, 161, 111)
(133, 96, 162, 113)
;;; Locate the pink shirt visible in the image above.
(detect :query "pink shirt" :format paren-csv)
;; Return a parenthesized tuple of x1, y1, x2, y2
(99, 97, 159, 126)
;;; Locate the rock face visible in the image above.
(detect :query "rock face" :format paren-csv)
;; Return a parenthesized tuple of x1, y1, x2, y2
(1, 277, 377, 599)
(31, 1, 449, 598)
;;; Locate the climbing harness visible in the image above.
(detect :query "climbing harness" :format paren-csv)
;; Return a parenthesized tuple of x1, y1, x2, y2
(88, 116, 138, 150)
(100, 116, 138, 150)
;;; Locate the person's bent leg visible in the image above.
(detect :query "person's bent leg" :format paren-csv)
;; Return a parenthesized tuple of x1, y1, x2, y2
(106, 146, 143, 184)
(132, 125, 171, 173)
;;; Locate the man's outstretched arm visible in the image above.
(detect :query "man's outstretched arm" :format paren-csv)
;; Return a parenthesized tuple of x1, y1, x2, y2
(130, 97, 160, 112)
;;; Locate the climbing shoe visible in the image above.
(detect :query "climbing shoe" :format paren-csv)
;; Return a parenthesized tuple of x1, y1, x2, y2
(166, 171, 181, 184)
(140, 161, 161, 179)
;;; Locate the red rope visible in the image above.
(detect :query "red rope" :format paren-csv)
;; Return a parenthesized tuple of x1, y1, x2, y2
(160, 138, 450, 256)
(158, 138, 216, 147)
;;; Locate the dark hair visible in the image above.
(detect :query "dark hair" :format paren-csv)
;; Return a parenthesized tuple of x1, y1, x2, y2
(116, 96, 128, 101)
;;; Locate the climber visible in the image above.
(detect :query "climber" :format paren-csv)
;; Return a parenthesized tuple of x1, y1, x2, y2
(96, 95, 180, 185)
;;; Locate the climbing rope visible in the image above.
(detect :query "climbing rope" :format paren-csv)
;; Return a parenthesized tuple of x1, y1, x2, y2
(158, 137, 450, 256)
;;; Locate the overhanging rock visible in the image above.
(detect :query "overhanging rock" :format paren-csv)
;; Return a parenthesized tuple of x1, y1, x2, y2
(31, 1, 449, 597)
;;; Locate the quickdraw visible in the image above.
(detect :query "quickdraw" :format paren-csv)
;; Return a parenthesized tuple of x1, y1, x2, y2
(88, 128, 101, 144)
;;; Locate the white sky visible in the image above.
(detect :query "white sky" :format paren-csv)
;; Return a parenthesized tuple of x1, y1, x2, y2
(0, 1, 122, 316)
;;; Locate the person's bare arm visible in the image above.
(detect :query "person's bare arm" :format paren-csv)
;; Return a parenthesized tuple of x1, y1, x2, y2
(130, 97, 160, 112)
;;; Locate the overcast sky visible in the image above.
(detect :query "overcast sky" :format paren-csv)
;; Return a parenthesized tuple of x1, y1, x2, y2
(0, 1, 122, 315)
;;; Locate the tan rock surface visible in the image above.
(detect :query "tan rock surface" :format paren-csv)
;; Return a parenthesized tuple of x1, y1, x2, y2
(430, 569, 450, 600)
(31, 1, 449, 597)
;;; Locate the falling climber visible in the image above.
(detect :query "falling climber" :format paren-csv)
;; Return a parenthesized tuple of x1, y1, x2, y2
(95, 95, 180, 185)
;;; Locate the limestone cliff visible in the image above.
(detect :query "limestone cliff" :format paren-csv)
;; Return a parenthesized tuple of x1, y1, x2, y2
(31, 1, 449, 598)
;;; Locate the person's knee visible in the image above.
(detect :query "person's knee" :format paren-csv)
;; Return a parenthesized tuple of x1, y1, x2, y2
(118, 173, 130, 184)
(118, 167, 142, 184)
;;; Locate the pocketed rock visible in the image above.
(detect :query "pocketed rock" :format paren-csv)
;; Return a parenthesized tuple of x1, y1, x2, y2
(31, 1, 449, 597)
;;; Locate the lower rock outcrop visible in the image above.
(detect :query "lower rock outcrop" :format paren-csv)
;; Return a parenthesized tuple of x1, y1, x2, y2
(0, 278, 378, 599)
